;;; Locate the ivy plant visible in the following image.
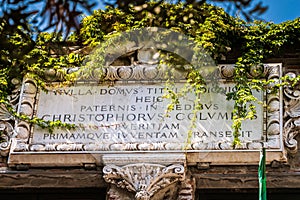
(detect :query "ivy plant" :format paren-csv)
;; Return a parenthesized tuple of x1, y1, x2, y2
(0, 2, 300, 147)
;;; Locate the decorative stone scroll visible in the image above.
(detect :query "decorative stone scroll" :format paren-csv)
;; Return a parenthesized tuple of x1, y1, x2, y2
(0, 104, 15, 156)
(283, 72, 300, 154)
(103, 163, 185, 200)
(8, 64, 283, 154)
(0, 79, 21, 156)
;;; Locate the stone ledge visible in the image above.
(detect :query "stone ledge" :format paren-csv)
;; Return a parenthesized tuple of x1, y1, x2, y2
(1, 167, 300, 189)
(0, 169, 107, 189)
(194, 172, 300, 189)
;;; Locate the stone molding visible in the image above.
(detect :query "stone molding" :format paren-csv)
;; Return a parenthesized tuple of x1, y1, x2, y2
(80, 64, 186, 81)
(7, 79, 37, 154)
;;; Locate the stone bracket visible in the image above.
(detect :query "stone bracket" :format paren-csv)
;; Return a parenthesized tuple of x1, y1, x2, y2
(103, 163, 185, 200)
(102, 153, 189, 200)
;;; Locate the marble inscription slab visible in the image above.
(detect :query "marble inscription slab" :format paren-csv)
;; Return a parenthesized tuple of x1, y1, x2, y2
(32, 82, 264, 147)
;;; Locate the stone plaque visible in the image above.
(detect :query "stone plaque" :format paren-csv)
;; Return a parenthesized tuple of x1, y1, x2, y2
(33, 82, 263, 148)
(7, 64, 285, 167)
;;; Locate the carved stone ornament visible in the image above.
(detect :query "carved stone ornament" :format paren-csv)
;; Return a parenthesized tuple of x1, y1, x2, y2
(0, 104, 15, 156)
(283, 72, 300, 154)
(103, 163, 185, 200)
(76, 64, 187, 81)
(9, 64, 284, 153)
(0, 78, 21, 156)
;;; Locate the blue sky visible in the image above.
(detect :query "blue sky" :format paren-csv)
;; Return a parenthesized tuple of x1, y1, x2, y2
(213, 0, 300, 23)
(93, 0, 299, 24)
(259, 0, 300, 23)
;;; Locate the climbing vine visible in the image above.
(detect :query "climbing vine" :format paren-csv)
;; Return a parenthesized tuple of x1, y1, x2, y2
(0, 1, 300, 147)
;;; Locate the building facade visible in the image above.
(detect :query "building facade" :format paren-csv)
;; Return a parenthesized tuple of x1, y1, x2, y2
(0, 41, 300, 200)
